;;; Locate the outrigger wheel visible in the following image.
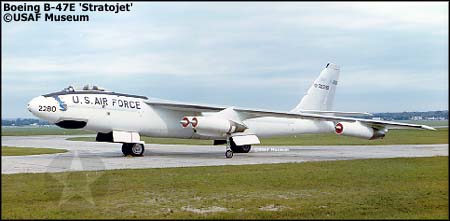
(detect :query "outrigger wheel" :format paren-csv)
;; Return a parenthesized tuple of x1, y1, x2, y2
(225, 149, 233, 158)
(225, 137, 234, 158)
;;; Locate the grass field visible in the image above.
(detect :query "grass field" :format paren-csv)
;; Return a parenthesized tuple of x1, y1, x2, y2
(1, 156, 448, 219)
(67, 128, 449, 146)
(1, 146, 68, 156)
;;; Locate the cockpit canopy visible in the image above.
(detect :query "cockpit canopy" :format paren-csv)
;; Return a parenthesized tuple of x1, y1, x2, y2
(63, 85, 106, 92)
(43, 84, 148, 99)
(63, 86, 75, 92)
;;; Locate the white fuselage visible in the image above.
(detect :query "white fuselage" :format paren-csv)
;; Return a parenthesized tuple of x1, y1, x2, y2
(28, 93, 336, 140)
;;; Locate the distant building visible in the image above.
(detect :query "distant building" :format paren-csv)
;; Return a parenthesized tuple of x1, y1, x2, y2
(411, 116, 423, 120)
(372, 117, 382, 120)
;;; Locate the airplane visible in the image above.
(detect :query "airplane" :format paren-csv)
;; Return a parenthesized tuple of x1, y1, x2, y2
(27, 63, 436, 158)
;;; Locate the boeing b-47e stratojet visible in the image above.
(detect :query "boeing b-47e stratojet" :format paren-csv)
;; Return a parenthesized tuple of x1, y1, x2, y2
(28, 63, 435, 158)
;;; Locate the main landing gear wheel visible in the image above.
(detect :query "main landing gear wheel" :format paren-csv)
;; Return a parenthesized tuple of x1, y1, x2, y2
(122, 143, 132, 155)
(122, 143, 145, 157)
(240, 145, 251, 153)
(230, 139, 252, 153)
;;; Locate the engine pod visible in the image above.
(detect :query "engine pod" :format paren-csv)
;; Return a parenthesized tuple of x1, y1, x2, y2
(335, 121, 386, 140)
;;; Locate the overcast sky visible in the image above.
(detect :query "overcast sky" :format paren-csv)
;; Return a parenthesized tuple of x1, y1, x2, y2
(2, 2, 448, 118)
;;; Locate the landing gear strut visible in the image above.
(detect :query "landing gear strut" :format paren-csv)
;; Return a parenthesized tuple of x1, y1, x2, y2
(122, 143, 145, 156)
(225, 137, 252, 158)
(225, 138, 233, 158)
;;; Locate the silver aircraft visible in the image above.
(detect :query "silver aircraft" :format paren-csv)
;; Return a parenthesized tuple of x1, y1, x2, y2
(28, 63, 435, 158)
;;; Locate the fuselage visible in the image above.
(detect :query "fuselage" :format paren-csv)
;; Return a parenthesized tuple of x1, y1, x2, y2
(27, 89, 335, 140)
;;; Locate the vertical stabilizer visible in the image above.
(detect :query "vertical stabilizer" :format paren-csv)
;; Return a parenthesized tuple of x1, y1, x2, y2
(291, 63, 340, 112)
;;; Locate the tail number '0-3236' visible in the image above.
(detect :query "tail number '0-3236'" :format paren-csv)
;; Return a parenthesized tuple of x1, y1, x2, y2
(39, 105, 57, 112)
(314, 83, 330, 90)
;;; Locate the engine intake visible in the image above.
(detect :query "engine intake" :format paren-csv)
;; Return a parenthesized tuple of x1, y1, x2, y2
(335, 122, 386, 140)
(180, 116, 245, 137)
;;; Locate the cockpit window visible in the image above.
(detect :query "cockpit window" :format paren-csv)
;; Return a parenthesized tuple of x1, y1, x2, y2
(64, 86, 75, 92)
(81, 84, 105, 91)
(60, 85, 108, 94)
(62, 85, 106, 92)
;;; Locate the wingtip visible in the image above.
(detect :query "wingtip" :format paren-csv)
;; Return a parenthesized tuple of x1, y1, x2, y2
(422, 125, 437, 131)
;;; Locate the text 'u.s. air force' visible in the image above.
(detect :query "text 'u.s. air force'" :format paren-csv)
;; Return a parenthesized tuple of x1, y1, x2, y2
(72, 96, 141, 110)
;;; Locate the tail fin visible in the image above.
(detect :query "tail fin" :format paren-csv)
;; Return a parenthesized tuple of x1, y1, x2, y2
(291, 63, 340, 112)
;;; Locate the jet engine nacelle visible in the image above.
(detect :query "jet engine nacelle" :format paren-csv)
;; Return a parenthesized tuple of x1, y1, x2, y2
(335, 122, 386, 140)
(181, 116, 242, 137)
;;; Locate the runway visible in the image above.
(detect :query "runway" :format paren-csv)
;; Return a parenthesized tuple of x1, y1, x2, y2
(2, 135, 448, 174)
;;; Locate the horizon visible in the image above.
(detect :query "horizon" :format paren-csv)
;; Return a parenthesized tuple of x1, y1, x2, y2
(2, 2, 448, 118)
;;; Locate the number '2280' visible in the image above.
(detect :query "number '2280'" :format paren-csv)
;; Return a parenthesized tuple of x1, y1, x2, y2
(38, 105, 57, 112)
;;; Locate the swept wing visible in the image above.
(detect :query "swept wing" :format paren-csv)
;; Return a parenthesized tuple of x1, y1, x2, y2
(144, 100, 435, 131)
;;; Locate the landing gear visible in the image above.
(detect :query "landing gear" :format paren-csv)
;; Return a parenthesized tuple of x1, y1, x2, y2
(225, 138, 233, 159)
(225, 149, 233, 158)
(122, 143, 132, 155)
(224, 137, 251, 158)
(122, 143, 145, 156)
(241, 145, 251, 153)
(230, 138, 251, 153)
(231, 144, 251, 153)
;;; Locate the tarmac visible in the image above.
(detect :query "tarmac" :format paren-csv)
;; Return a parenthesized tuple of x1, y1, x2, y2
(1, 135, 448, 174)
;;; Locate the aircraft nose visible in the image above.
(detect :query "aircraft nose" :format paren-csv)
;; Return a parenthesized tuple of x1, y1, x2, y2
(27, 96, 44, 114)
(27, 96, 61, 123)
